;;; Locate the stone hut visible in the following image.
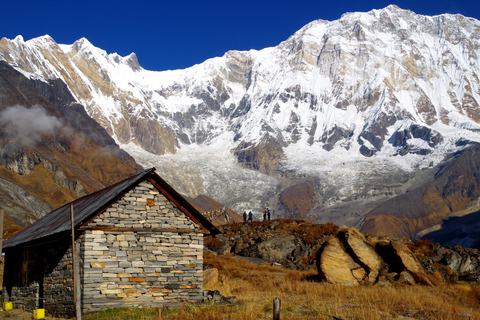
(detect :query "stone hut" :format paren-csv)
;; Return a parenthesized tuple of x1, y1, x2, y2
(2, 168, 217, 316)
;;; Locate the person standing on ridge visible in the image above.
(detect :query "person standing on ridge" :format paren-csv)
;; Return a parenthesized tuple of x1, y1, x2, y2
(263, 207, 267, 221)
(248, 211, 253, 222)
(243, 211, 247, 223)
(267, 208, 271, 221)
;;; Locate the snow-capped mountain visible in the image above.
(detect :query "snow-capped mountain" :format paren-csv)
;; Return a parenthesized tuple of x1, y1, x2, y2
(1, 5, 480, 237)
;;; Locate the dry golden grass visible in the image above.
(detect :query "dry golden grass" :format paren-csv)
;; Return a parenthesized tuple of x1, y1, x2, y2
(82, 251, 480, 320)
(202, 251, 480, 320)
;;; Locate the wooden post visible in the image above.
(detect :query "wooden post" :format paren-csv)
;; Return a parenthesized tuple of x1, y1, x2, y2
(0, 208, 4, 254)
(0, 208, 4, 258)
(273, 297, 281, 320)
(0, 208, 4, 291)
(75, 242, 81, 320)
(70, 205, 81, 320)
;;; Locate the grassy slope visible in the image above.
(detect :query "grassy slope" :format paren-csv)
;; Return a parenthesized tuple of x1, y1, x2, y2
(80, 251, 480, 320)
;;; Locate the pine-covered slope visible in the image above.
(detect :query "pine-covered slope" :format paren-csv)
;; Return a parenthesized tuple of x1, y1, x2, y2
(1, 5, 480, 239)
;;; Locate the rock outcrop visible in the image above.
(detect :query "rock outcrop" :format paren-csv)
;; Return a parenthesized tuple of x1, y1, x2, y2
(318, 237, 365, 286)
(206, 220, 480, 286)
(318, 232, 474, 286)
(206, 219, 339, 269)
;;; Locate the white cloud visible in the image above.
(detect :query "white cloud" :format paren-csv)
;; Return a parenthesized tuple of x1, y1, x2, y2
(0, 105, 65, 145)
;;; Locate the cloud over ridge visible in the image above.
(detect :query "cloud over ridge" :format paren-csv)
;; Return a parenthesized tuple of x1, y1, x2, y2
(0, 105, 65, 145)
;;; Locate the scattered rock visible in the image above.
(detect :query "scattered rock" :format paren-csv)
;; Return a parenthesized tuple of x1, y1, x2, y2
(203, 290, 237, 304)
(207, 233, 231, 255)
(203, 268, 219, 289)
(205, 219, 337, 269)
(375, 275, 392, 286)
(441, 250, 463, 271)
(398, 271, 415, 285)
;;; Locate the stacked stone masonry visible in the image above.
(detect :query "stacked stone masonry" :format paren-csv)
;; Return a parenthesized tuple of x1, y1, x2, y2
(43, 246, 76, 315)
(82, 181, 204, 313)
(3, 243, 77, 316)
(3, 180, 205, 316)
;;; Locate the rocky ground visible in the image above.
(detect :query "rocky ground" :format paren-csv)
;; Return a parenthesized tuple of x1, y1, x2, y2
(205, 219, 480, 286)
(0, 308, 66, 319)
(206, 219, 339, 269)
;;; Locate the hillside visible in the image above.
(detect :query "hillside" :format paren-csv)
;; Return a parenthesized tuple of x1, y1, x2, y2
(360, 142, 480, 238)
(185, 194, 243, 226)
(0, 61, 142, 233)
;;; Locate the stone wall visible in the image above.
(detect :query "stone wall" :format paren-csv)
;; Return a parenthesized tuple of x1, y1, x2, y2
(81, 180, 204, 313)
(42, 244, 76, 316)
(3, 240, 76, 316)
(3, 180, 206, 316)
(4, 281, 40, 311)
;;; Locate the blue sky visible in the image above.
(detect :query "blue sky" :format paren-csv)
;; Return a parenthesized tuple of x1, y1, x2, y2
(2, 1, 479, 71)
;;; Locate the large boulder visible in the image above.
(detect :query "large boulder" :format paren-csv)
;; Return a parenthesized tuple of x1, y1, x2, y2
(339, 228, 385, 284)
(389, 240, 436, 286)
(317, 232, 445, 286)
(318, 237, 365, 286)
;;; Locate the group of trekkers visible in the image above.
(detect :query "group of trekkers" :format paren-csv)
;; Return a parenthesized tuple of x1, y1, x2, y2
(242, 207, 272, 223)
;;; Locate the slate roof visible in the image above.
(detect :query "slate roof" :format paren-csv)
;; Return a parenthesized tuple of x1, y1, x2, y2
(4, 168, 217, 249)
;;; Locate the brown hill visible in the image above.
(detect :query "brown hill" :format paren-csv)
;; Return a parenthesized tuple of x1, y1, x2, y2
(278, 181, 317, 220)
(360, 143, 480, 239)
(186, 194, 243, 226)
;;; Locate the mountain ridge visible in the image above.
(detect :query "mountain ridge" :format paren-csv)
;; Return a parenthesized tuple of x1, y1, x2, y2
(1, 5, 480, 241)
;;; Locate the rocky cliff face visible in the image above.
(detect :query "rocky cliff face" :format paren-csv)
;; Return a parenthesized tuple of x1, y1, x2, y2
(0, 36, 178, 156)
(1, 5, 480, 241)
(0, 61, 142, 234)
